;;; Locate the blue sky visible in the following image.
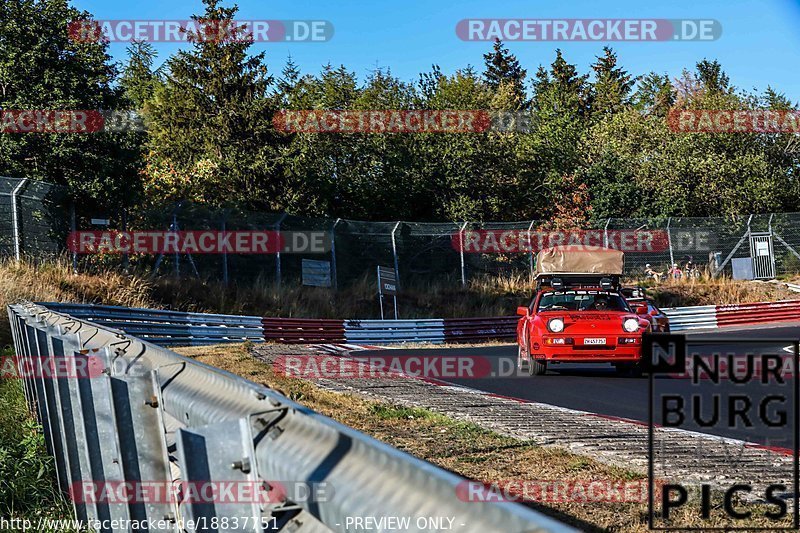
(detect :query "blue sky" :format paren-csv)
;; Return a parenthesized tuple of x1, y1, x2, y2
(72, 0, 800, 101)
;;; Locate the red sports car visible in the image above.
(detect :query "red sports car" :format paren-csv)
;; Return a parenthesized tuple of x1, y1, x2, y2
(622, 290, 671, 333)
(516, 276, 652, 376)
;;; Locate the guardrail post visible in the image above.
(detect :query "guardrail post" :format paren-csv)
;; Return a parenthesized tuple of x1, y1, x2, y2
(77, 346, 131, 529)
(106, 355, 176, 525)
(53, 329, 100, 523)
(174, 417, 263, 531)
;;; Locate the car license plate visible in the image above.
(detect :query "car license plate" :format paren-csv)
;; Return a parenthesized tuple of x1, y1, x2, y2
(584, 338, 606, 345)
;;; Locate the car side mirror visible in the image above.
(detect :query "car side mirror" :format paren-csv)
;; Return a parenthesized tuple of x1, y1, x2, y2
(516, 306, 529, 316)
(649, 309, 660, 316)
(635, 305, 649, 315)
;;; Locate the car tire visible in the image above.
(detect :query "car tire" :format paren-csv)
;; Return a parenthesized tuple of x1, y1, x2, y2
(614, 363, 643, 377)
(528, 357, 547, 376)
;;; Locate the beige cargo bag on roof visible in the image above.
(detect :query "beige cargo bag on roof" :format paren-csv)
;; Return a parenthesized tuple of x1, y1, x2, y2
(535, 245, 624, 276)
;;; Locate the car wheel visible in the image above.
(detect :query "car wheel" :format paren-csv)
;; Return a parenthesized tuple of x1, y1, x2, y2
(614, 363, 643, 377)
(528, 357, 547, 376)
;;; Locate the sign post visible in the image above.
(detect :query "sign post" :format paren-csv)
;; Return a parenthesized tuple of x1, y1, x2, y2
(377, 265, 398, 319)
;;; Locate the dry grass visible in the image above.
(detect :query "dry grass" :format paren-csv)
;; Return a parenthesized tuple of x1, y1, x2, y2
(149, 272, 530, 318)
(151, 271, 800, 318)
(0, 258, 158, 345)
(643, 275, 800, 307)
(0, 259, 797, 345)
(175, 343, 792, 532)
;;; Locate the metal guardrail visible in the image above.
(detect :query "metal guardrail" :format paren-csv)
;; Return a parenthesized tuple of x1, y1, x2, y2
(660, 305, 719, 331)
(39, 304, 518, 346)
(37, 299, 800, 347)
(42, 302, 265, 346)
(8, 302, 573, 533)
(662, 300, 800, 331)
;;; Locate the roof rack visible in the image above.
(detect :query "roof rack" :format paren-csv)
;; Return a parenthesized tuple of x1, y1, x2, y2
(536, 273, 621, 292)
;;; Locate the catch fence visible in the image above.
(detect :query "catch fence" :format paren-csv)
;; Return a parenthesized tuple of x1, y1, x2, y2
(2, 178, 800, 289)
(74, 204, 800, 288)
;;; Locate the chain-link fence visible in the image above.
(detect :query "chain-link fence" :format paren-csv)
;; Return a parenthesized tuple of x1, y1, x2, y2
(0, 177, 69, 260)
(76, 201, 800, 288)
(3, 178, 800, 288)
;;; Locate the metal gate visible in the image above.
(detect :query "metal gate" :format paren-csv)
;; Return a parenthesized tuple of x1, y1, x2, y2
(749, 232, 776, 279)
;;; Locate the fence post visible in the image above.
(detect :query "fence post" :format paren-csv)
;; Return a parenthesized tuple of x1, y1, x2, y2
(121, 208, 129, 273)
(274, 212, 288, 288)
(70, 202, 77, 274)
(603, 218, 611, 248)
(391, 221, 401, 289)
(459, 221, 468, 287)
(221, 214, 228, 286)
(172, 213, 179, 278)
(528, 220, 536, 279)
(331, 218, 341, 289)
(11, 177, 28, 261)
(666, 217, 674, 267)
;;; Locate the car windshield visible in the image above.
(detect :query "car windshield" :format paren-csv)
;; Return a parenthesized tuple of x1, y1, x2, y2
(537, 290, 630, 312)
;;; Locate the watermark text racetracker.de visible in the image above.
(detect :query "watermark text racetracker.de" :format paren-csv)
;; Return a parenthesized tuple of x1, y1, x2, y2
(456, 19, 721, 41)
(668, 109, 800, 133)
(67, 230, 331, 255)
(451, 229, 714, 254)
(69, 480, 332, 505)
(274, 354, 512, 380)
(1, 355, 104, 379)
(273, 110, 531, 133)
(0, 110, 143, 133)
(68, 19, 334, 43)
(457, 479, 657, 503)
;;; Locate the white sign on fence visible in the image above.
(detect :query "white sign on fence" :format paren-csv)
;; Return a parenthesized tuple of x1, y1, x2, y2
(302, 259, 332, 287)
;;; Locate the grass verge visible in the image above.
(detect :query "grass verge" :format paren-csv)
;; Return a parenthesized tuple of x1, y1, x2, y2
(0, 362, 75, 531)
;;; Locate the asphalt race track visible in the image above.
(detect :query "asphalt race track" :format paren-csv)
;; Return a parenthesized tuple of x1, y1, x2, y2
(357, 324, 800, 447)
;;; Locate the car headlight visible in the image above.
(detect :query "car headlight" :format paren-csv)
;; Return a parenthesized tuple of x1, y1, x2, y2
(623, 318, 640, 333)
(548, 318, 565, 333)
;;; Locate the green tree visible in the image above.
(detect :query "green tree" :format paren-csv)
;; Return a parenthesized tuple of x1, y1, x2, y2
(524, 50, 590, 215)
(0, 0, 141, 210)
(696, 59, 731, 95)
(482, 39, 527, 109)
(589, 47, 634, 115)
(145, 0, 278, 207)
(119, 41, 160, 110)
(632, 72, 675, 117)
